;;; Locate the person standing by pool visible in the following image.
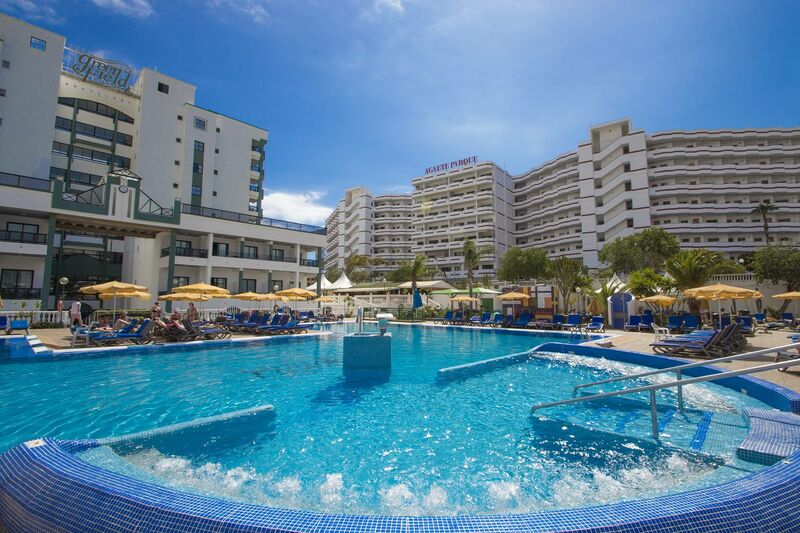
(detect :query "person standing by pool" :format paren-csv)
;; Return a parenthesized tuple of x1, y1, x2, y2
(69, 299, 83, 326)
(187, 302, 198, 322)
(151, 301, 162, 320)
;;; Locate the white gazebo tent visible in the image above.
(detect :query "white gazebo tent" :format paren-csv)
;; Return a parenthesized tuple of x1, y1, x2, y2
(306, 275, 334, 292)
(329, 273, 353, 290)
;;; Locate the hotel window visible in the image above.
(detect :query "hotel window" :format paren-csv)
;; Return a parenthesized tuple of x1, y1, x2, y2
(193, 163, 203, 174)
(191, 186, 202, 196)
(212, 243, 228, 256)
(7, 222, 40, 240)
(1, 270, 34, 297)
(194, 117, 206, 130)
(173, 276, 190, 288)
(241, 279, 256, 293)
(176, 240, 192, 249)
(176, 137, 182, 143)
(243, 245, 258, 258)
(177, 114, 183, 121)
(194, 140, 205, 152)
(2, 60, 10, 68)
(248, 201, 258, 212)
(0, 88, 5, 97)
(210, 277, 227, 289)
(157, 82, 169, 94)
(30, 37, 46, 51)
(215, 127, 220, 133)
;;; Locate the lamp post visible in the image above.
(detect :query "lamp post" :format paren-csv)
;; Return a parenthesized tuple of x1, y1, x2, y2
(382, 277, 387, 308)
(58, 277, 69, 323)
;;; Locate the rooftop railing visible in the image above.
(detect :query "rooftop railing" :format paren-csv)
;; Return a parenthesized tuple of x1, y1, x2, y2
(180, 203, 326, 235)
(0, 172, 52, 192)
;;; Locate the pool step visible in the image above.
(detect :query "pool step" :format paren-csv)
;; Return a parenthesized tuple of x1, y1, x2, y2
(540, 397, 747, 457)
(737, 408, 800, 465)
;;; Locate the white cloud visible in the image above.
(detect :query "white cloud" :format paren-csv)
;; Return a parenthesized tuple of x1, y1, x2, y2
(206, 0, 270, 24)
(0, 0, 62, 24)
(261, 190, 333, 226)
(89, 0, 154, 18)
(374, 0, 404, 14)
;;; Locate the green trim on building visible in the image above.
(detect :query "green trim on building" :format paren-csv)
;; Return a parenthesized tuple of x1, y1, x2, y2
(165, 229, 177, 313)
(40, 214, 57, 310)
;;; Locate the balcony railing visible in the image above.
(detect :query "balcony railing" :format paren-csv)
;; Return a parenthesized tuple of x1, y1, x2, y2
(212, 249, 298, 263)
(299, 258, 319, 267)
(161, 247, 209, 258)
(0, 172, 52, 192)
(0, 288, 41, 299)
(180, 204, 325, 235)
(61, 248, 124, 264)
(0, 231, 47, 245)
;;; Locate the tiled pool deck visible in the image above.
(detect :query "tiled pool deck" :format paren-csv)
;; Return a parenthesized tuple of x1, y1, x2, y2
(2, 328, 800, 531)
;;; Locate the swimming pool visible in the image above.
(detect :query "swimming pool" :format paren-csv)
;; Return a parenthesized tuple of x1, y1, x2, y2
(1, 323, 799, 530)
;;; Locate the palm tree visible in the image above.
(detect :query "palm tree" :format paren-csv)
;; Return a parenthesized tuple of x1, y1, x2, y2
(752, 202, 778, 244)
(462, 239, 494, 298)
(406, 254, 430, 294)
(664, 249, 742, 314)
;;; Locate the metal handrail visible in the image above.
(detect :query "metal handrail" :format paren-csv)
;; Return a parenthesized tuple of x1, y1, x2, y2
(531, 344, 800, 440)
(573, 343, 800, 397)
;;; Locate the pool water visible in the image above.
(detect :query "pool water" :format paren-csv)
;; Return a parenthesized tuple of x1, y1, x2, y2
(0, 325, 771, 515)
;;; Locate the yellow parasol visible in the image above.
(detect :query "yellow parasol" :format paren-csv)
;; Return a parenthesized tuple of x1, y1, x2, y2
(773, 291, 800, 318)
(684, 284, 762, 327)
(256, 293, 285, 301)
(80, 281, 147, 294)
(315, 295, 335, 303)
(450, 295, 479, 303)
(160, 293, 209, 302)
(496, 291, 530, 301)
(231, 292, 261, 300)
(276, 287, 317, 299)
(80, 281, 149, 321)
(640, 294, 676, 307)
(173, 282, 230, 297)
(99, 290, 151, 301)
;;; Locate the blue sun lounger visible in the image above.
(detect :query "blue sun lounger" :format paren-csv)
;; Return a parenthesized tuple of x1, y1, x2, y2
(511, 310, 532, 328)
(90, 320, 154, 346)
(624, 315, 641, 331)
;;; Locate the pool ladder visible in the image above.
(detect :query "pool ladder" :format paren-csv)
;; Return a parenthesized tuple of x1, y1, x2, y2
(530, 342, 800, 440)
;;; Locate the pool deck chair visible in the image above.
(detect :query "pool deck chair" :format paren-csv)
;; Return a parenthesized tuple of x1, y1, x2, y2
(639, 314, 654, 331)
(511, 310, 532, 328)
(651, 329, 726, 358)
(6, 319, 29, 335)
(682, 315, 699, 333)
(666, 316, 684, 333)
(90, 320, 154, 346)
(585, 316, 605, 333)
(783, 312, 795, 326)
(471, 312, 490, 326)
(489, 313, 505, 327)
(437, 310, 453, 324)
(0, 316, 7, 333)
(736, 316, 755, 336)
(623, 315, 641, 331)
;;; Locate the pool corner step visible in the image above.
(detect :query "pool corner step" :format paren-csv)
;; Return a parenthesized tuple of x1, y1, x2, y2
(737, 408, 800, 465)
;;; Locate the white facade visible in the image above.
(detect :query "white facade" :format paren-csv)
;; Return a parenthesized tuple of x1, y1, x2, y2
(0, 14, 323, 310)
(411, 162, 513, 279)
(324, 187, 414, 275)
(328, 119, 800, 277)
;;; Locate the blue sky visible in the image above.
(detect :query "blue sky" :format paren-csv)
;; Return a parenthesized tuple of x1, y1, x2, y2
(2, 0, 799, 225)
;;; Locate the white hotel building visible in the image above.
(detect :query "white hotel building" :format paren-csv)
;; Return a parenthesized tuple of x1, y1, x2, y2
(324, 186, 414, 275)
(0, 14, 325, 310)
(327, 118, 800, 277)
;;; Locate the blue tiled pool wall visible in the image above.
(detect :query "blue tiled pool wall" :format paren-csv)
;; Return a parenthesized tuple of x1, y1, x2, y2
(2, 438, 800, 532)
(536, 342, 800, 414)
(3, 332, 800, 531)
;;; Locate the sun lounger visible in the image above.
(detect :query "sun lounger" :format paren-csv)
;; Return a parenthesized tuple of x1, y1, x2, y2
(182, 319, 232, 340)
(255, 314, 285, 333)
(623, 315, 641, 331)
(5, 319, 29, 335)
(500, 315, 514, 328)
(0, 316, 8, 333)
(436, 310, 453, 324)
(91, 320, 154, 346)
(451, 310, 464, 324)
(736, 316, 755, 336)
(640, 314, 654, 331)
(651, 328, 726, 358)
(471, 312, 490, 325)
(511, 310, 532, 328)
(227, 313, 262, 331)
(243, 313, 273, 333)
(489, 313, 505, 327)
(567, 314, 581, 327)
(585, 316, 605, 333)
(666, 316, 684, 333)
(682, 315, 699, 332)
